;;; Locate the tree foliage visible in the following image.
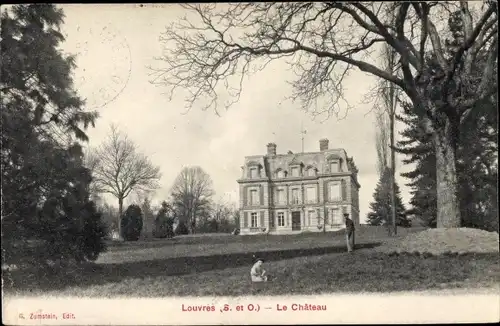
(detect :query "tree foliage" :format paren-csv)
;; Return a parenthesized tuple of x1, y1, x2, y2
(98, 201, 119, 235)
(366, 167, 410, 228)
(170, 166, 214, 234)
(120, 204, 143, 241)
(197, 198, 238, 233)
(140, 196, 155, 239)
(1, 5, 106, 265)
(151, 2, 498, 228)
(153, 201, 175, 238)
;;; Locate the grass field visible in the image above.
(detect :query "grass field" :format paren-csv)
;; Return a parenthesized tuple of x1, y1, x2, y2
(3, 226, 499, 297)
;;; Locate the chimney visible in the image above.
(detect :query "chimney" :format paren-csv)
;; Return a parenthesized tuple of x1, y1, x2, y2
(319, 138, 329, 151)
(267, 143, 277, 156)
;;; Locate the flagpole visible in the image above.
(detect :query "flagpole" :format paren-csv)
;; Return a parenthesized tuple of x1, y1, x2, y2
(301, 121, 304, 153)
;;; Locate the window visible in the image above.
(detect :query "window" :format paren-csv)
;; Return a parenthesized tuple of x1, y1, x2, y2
(251, 212, 258, 227)
(291, 167, 299, 177)
(277, 212, 285, 227)
(291, 188, 300, 204)
(329, 182, 342, 201)
(306, 187, 317, 203)
(331, 208, 342, 225)
(330, 161, 339, 173)
(307, 168, 316, 176)
(250, 189, 259, 205)
(308, 210, 315, 226)
(276, 189, 285, 204)
(277, 170, 285, 178)
(250, 167, 258, 178)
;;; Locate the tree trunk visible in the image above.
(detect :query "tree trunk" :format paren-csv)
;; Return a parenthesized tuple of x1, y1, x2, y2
(118, 196, 124, 238)
(434, 123, 461, 228)
(323, 210, 326, 233)
(191, 209, 196, 234)
(390, 109, 397, 236)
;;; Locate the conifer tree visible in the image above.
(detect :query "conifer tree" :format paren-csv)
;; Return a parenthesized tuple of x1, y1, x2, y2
(1, 5, 106, 264)
(366, 167, 410, 227)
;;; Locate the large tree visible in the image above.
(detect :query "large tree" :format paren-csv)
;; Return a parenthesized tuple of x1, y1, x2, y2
(151, 2, 498, 228)
(170, 166, 214, 234)
(397, 93, 498, 230)
(1, 5, 106, 264)
(90, 125, 162, 235)
(396, 9, 498, 231)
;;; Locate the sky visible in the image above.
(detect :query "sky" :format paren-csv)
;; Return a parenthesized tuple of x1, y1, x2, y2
(57, 4, 416, 223)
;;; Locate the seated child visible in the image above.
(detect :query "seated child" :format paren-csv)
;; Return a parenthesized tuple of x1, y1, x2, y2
(250, 256, 268, 282)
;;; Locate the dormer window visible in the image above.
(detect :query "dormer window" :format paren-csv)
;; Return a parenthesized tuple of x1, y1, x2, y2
(290, 166, 300, 177)
(326, 154, 342, 173)
(276, 169, 285, 178)
(330, 161, 339, 173)
(306, 166, 317, 177)
(247, 161, 262, 179)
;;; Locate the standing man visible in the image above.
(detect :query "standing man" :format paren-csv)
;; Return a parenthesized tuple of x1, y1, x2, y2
(344, 213, 355, 252)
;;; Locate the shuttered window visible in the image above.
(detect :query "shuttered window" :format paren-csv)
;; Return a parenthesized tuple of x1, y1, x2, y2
(250, 189, 259, 205)
(251, 212, 258, 227)
(308, 210, 315, 226)
(277, 212, 285, 226)
(291, 188, 300, 204)
(329, 182, 342, 201)
(276, 189, 285, 204)
(243, 212, 249, 228)
(331, 208, 342, 225)
(306, 187, 317, 203)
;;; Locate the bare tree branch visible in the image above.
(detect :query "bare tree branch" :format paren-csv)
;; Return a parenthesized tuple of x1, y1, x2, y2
(89, 124, 162, 225)
(170, 166, 214, 233)
(150, 2, 498, 229)
(149, 2, 408, 117)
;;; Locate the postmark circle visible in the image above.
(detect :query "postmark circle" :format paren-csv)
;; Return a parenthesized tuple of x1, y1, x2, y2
(64, 23, 132, 110)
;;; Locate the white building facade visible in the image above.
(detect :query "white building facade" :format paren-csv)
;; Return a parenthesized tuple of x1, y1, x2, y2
(237, 139, 361, 235)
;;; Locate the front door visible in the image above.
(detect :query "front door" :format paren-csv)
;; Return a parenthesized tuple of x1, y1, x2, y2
(291, 211, 301, 231)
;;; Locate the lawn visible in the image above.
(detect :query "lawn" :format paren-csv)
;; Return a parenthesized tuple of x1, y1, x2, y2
(2, 226, 499, 297)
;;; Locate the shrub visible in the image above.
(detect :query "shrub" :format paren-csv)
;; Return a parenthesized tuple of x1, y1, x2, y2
(175, 220, 189, 235)
(2, 198, 108, 266)
(120, 205, 143, 241)
(73, 201, 108, 261)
